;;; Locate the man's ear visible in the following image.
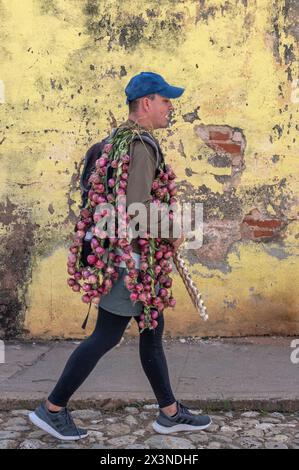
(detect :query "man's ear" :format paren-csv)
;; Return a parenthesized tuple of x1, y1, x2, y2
(141, 97, 149, 111)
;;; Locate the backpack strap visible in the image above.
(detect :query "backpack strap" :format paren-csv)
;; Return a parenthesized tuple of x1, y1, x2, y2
(80, 129, 118, 207)
(79, 142, 103, 196)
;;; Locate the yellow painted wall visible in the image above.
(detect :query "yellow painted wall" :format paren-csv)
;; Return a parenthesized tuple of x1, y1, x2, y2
(0, 0, 298, 339)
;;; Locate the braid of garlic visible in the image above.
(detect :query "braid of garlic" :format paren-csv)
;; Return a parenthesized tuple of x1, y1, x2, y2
(172, 250, 208, 321)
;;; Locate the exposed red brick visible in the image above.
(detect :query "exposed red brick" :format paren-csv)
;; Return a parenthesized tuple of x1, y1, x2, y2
(253, 230, 274, 238)
(209, 130, 231, 141)
(209, 142, 242, 154)
(243, 219, 283, 229)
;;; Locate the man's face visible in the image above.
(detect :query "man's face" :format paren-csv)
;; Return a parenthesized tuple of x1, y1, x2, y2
(143, 94, 174, 129)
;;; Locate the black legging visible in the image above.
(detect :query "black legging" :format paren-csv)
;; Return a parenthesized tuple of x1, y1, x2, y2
(48, 306, 176, 409)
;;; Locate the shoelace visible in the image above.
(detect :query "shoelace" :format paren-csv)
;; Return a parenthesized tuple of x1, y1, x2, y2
(64, 408, 82, 440)
(178, 402, 193, 416)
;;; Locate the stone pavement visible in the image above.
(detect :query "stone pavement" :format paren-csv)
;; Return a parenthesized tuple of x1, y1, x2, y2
(0, 407, 299, 449)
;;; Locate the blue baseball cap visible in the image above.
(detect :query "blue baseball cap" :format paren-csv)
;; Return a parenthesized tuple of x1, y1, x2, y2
(125, 72, 185, 104)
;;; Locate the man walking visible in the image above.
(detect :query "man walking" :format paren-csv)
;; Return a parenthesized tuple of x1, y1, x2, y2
(28, 72, 211, 441)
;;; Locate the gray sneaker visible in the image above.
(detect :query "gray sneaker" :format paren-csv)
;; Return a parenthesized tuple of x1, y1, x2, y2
(28, 402, 89, 441)
(152, 401, 212, 434)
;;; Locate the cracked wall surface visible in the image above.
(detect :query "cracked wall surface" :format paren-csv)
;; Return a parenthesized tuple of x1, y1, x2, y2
(0, 0, 298, 339)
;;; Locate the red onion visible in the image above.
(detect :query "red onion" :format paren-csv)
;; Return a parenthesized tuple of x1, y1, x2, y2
(154, 265, 162, 275)
(87, 254, 97, 265)
(83, 284, 92, 292)
(104, 279, 113, 289)
(88, 274, 97, 284)
(129, 269, 138, 279)
(91, 238, 99, 249)
(151, 310, 159, 319)
(89, 173, 101, 184)
(116, 188, 126, 195)
(159, 288, 168, 298)
(138, 239, 148, 247)
(68, 253, 77, 263)
(77, 230, 86, 239)
(98, 167, 107, 176)
(106, 266, 115, 274)
(92, 194, 100, 203)
(140, 262, 148, 271)
(98, 156, 108, 167)
(164, 251, 173, 259)
(95, 246, 105, 255)
(77, 220, 86, 230)
(96, 184, 105, 193)
(93, 213, 101, 223)
(95, 259, 105, 269)
(126, 260, 135, 269)
(130, 292, 138, 302)
(121, 154, 130, 163)
(138, 293, 147, 303)
(81, 270, 89, 280)
(81, 208, 91, 218)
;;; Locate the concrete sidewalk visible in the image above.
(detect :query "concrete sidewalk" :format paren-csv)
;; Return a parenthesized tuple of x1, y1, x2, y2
(0, 336, 298, 412)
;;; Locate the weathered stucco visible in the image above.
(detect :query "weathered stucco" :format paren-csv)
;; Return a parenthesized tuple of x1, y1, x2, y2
(0, 0, 298, 339)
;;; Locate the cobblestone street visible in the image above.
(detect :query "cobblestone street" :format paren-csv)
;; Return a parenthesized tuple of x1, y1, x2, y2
(0, 406, 299, 449)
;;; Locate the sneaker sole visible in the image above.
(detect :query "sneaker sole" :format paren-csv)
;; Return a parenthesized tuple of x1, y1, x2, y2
(152, 419, 212, 435)
(28, 411, 89, 441)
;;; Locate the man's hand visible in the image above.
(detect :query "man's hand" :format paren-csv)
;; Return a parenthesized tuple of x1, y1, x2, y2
(172, 235, 185, 252)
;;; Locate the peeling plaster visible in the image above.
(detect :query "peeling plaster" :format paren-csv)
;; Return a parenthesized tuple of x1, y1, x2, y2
(0, 199, 37, 339)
